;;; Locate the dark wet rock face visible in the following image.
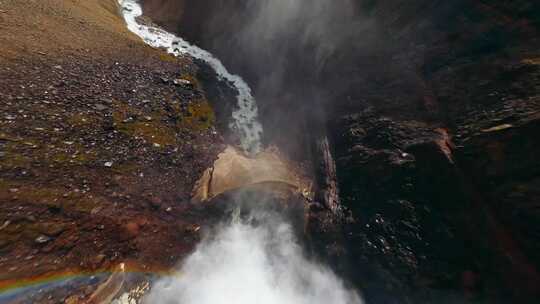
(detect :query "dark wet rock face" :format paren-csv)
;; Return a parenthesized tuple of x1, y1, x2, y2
(451, 98, 540, 298)
(193, 58, 240, 144)
(327, 2, 540, 301)
(333, 113, 472, 303)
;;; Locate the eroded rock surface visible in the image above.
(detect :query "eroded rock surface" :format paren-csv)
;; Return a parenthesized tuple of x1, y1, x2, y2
(192, 146, 312, 202)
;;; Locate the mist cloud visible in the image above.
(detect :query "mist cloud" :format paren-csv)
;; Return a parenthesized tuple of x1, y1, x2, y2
(192, 0, 380, 156)
(237, 0, 370, 70)
(193, 0, 377, 92)
(144, 207, 362, 304)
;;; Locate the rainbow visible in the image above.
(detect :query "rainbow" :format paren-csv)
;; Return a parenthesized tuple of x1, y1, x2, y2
(0, 270, 107, 300)
(0, 264, 178, 302)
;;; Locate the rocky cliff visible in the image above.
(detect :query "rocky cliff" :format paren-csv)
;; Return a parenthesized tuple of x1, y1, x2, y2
(0, 1, 228, 301)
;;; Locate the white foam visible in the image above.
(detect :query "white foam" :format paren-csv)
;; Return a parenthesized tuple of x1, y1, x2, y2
(144, 209, 363, 304)
(118, 0, 263, 153)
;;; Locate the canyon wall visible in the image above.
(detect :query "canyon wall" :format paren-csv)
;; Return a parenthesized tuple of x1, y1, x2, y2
(142, 0, 540, 302)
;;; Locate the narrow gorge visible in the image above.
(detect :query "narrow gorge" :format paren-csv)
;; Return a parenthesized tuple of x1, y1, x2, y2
(0, 0, 539, 303)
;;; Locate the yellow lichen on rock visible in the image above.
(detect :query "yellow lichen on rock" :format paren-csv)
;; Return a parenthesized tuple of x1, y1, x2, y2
(112, 101, 177, 147)
(179, 99, 216, 131)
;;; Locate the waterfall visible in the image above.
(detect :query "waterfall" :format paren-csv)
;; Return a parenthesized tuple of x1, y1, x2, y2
(143, 197, 363, 304)
(116, 2, 362, 304)
(118, 0, 263, 154)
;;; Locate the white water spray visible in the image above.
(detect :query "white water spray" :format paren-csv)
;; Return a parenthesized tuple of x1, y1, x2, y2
(144, 208, 362, 304)
(118, 0, 263, 153)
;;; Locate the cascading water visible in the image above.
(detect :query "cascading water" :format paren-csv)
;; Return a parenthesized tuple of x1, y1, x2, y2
(144, 204, 362, 304)
(117, 1, 362, 303)
(118, 0, 263, 154)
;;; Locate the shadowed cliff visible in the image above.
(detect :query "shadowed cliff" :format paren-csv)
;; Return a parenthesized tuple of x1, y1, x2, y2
(142, 0, 540, 303)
